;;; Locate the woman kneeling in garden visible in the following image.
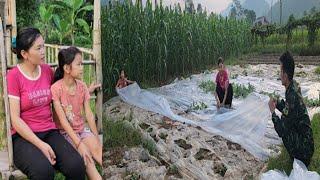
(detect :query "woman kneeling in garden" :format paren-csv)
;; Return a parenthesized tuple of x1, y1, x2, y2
(7, 27, 86, 179)
(214, 57, 234, 109)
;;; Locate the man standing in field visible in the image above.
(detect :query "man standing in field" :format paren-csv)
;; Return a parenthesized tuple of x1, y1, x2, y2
(268, 51, 314, 166)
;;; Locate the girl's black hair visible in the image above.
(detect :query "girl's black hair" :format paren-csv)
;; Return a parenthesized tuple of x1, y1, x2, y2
(13, 27, 41, 60)
(54, 46, 81, 83)
(217, 57, 224, 65)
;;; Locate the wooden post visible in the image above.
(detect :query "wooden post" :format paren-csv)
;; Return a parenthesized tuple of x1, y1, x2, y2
(10, 0, 16, 65)
(93, 0, 103, 133)
(4, 0, 17, 65)
(4, 0, 11, 66)
(0, 17, 13, 172)
(55, 45, 58, 64)
(0, 0, 5, 133)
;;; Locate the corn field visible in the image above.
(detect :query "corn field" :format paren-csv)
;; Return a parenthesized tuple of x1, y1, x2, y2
(102, 0, 253, 97)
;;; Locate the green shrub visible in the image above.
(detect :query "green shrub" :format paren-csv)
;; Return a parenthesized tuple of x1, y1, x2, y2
(199, 80, 216, 93)
(232, 83, 255, 98)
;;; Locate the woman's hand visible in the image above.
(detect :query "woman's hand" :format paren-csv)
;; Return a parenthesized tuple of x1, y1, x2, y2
(221, 100, 225, 107)
(77, 142, 93, 166)
(217, 101, 221, 109)
(38, 142, 56, 165)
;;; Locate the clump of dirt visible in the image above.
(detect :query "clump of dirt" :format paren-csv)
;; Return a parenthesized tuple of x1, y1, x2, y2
(174, 139, 192, 150)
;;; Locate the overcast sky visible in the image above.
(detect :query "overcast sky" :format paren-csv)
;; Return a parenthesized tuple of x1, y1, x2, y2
(162, 0, 232, 14)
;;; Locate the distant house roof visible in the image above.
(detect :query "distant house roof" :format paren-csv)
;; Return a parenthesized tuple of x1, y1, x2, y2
(254, 16, 269, 26)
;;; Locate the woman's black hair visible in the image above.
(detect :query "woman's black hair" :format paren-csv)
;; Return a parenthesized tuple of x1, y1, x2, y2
(217, 57, 224, 65)
(54, 46, 81, 83)
(13, 27, 41, 60)
(279, 51, 295, 81)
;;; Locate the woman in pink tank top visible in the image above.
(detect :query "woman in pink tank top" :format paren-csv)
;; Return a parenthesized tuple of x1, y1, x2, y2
(7, 27, 85, 179)
(214, 57, 233, 109)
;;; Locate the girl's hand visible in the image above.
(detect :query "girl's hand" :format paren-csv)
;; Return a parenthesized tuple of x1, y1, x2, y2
(88, 83, 101, 94)
(77, 142, 93, 166)
(38, 142, 56, 165)
(95, 134, 102, 145)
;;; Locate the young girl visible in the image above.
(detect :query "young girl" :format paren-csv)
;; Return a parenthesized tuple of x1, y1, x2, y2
(115, 70, 135, 89)
(51, 47, 102, 180)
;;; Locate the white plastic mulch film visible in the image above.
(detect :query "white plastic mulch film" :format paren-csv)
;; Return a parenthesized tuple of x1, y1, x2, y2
(117, 82, 276, 160)
(261, 159, 320, 180)
(116, 69, 320, 160)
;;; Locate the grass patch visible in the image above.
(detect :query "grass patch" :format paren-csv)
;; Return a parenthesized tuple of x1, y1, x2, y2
(167, 164, 182, 178)
(304, 97, 320, 108)
(267, 113, 320, 175)
(260, 91, 281, 100)
(103, 118, 157, 156)
(296, 71, 308, 78)
(159, 132, 168, 140)
(230, 73, 239, 79)
(299, 44, 320, 56)
(232, 83, 255, 98)
(224, 53, 258, 66)
(199, 80, 216, 93)
(315, 66, 320, 75)
(124, 172, 140, 180)
(0, 112, 6, 150)
(250, 42, 320, 56)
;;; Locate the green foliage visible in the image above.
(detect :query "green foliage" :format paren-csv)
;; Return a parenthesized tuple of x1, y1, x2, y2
(267, 113, 320, 175)
(199, 80, 216, 93)
(51, 0, 93, 45)
(190, 101, 208, 111)
(260, 91, 281, 100)
(103, 118, 157, 156)
(17, 0, 93, 46)
(303, 90, 320, 108)
(251, 41, 320, 56)
(102, 0, 253, 98)
(252, 8, 320, 49)
(230, 73, 239, 79)
(315, 66, 320, 74)
(304, 97, 320, 108)
(0, 112, 6, 150)
(16, 0, 39, 28)
(35, 3, 55, 41)
(167, 164, 181, 177)
(232, 83, 255, 98)
(54, 172, 65, 180)
(16, 0, 93, 48)
(244, 9, 256, 24)
(299, 44, 320, 56)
